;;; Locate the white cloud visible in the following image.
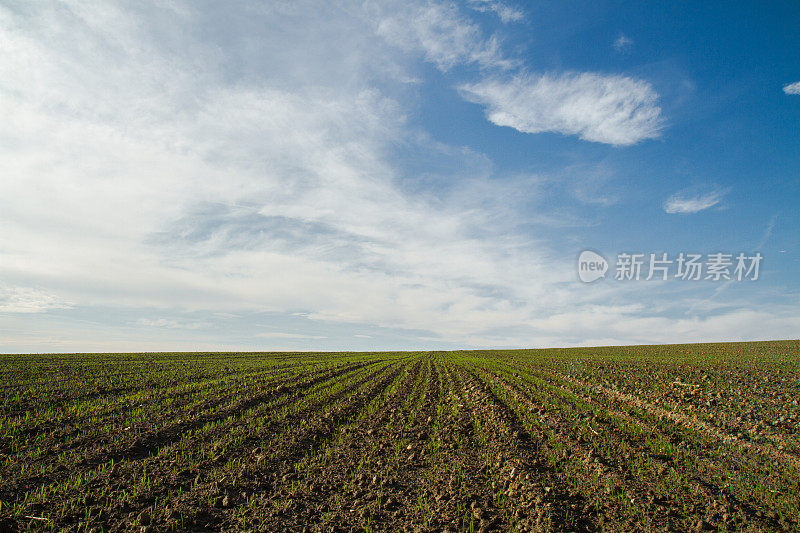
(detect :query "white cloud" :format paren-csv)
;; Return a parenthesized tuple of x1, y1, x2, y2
(0, 0, 562, 346)
(467, 0, 524, 23)
(500, 306, 800, 348)
(459, 72, 663, 145)
(783, 81, 800, 95)
(613, 34, 633, 51)
(0, 285, 72, 313)
(0, 1, 792, 352)
(136, 318, 210, 329)
(373, 1, 516, 71)
(255, 332, 328, 339)
(664, 191, 723, 214)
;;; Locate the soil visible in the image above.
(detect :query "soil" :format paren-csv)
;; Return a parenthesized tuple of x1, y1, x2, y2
(1, 341, 797, 532)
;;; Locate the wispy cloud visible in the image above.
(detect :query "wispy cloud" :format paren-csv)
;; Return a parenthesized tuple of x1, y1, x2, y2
(467, 0, 524, 23)
(0, 1, 562, 345)
(613, 34, 633, 52)
(374, 1, 516, 71)
(1, 1, 794, 353)
(783, 81, 800, 95)
(459, 72, 663, 145)
(136, 318, 210, 330)
(255, 332, 328, 340)
(663, 190, 724, 214)
(0, 285, 72, 313)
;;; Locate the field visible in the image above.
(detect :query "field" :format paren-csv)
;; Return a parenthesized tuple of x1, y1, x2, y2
(1, 341, 799, 532)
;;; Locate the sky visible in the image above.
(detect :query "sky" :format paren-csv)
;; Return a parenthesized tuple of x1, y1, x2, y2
(1, 0, 799, 353)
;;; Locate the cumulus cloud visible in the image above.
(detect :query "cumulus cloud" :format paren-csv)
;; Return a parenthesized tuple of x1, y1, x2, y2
(664, 191, 723, 214)
(783, 81, 800, 95)
(459, 72, 663, 145)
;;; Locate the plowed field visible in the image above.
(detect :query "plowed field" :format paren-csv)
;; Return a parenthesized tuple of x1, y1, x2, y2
(1, 341, 798, 532)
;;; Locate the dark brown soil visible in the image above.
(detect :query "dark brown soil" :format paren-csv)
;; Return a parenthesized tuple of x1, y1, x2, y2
(1, 342, 797, 532)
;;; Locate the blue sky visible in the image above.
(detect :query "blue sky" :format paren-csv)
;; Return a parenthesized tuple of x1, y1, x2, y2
(1, 0, 798, 352)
